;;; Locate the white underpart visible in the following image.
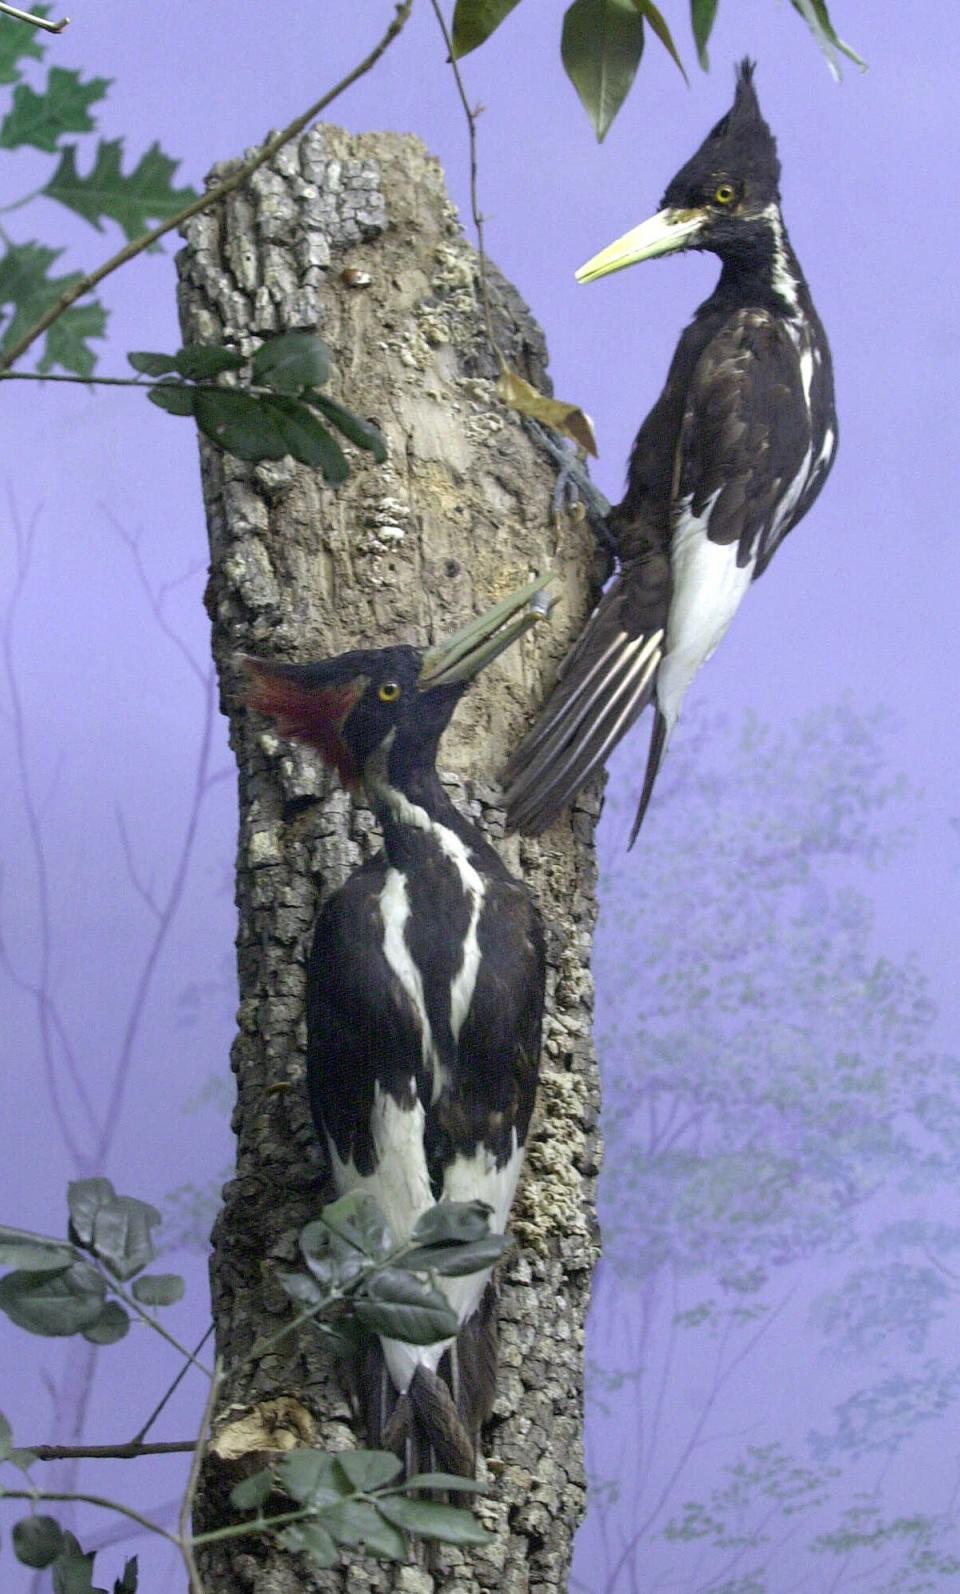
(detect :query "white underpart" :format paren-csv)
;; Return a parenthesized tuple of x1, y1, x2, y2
(657, 491, 755, 733)
(328, 1086, 438, 1392)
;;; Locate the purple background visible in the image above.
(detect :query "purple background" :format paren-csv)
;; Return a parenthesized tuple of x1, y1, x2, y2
(1, 1, 957, 1589)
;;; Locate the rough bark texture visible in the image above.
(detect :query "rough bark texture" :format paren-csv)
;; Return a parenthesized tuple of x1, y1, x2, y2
(176, 123, 602, 1593)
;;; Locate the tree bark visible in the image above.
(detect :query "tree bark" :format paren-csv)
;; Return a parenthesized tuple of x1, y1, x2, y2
(176, 122, 601, 1593)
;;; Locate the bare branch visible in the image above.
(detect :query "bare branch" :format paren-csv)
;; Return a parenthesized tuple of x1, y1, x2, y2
(131, 1325, 216, 1446)
(29, 1440, 195, 1460)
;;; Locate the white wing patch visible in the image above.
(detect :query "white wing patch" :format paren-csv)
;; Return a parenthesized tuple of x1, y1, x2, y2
(657, 493, 755, 732)
(371, 754, 486, 1097)
(379, 867, 439, 1086)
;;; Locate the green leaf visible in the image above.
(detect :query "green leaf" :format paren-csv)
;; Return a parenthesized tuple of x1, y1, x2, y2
(0, 241, 106, 376)
(0, 8, 47, 86)
(789, 0, 866, 73)
(13, 1515, 64, 1569)
(399, 1235, 508, 1278)
(148, 380, 196, 417)
(8, 1446, 38, 1471)
(450, 0, 523, 58)
(173, 344, 245, 380)
(335, 1449, 403, 1492)
(411, 1202, 493, 1247)
(127, 350, 179, 375)
(318, 1192, 395, 1260)
(322, 1499, 390, 1548)
(276, 1448, 350, 1508)
(0, 1225, 77, 1272)
(229, 1468, 274, 1511)
(378, 1495, 493, 1545)
(355, 1508, 406, 1560)
(251, 330, 331, 393)
(82, 1300, 130, 1345)
(193, 388, 287, 460)
(689, 0, 719, 69)
(0, 1262, 105, 1337)
(0, 1409, 10, 1456)
(0, 67, 110, 153)
(306, 393, 387, 462)
(277, 1522, 338, 1567)
(67, 1178, 116, 1246)
(404, 1471, 488, 1492)
(38, 300, 108, 379)
(355, 1269, 459, 1345)
(261, 397, 350, 481)
(278, 1270, 327, 1308)
(130, 1272, 184, 1306)
(561, 0, 645, 142)
(43, 139, 199, 240)
(51, 1533, 104, 1594)
(90, 1194, 161, 1280)
(632, 0, 687, 81)
(113, 1557, 138, 1594)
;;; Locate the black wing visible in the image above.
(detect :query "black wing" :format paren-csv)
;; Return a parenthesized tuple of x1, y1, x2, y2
(673, 306, 815, 574)
(306, 858, 426, 1181)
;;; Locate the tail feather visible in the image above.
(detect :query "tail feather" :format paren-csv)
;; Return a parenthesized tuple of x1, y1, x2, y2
(356, 1287, 499, 1478)
(503, 578, 663, 834)
(628, 711, 669, 848)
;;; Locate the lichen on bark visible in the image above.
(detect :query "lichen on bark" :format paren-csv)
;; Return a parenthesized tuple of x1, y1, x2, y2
(177, 121, 602, 1592)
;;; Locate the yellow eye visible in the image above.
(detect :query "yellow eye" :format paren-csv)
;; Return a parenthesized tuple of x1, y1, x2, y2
(714, 183, 736, 206)
(377, 681, 401, 703)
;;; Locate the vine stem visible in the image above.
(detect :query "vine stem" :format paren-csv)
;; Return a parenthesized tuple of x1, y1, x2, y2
(0, 1489, 178, 1545)
(0, 0, 415, 374)
(425, 0, 501, 360)
(179, 1356, 222, 1594)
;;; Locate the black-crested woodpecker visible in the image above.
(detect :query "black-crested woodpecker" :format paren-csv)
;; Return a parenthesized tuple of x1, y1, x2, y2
(503, 60, 838, 845)
(244, 580, 554, 1475)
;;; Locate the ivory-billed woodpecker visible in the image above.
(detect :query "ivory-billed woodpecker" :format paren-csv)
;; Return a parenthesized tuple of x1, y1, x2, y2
(503, 60, 837, 844)
(244, 580, 553, 1475)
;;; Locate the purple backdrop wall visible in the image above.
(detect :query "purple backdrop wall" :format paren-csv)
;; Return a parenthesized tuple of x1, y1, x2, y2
(1, 2, 957, 1590)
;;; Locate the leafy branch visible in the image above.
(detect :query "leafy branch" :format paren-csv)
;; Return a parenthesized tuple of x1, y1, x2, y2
(449, 0, 864, 140)
(0, 1187, 508, 1590)
(0, 0, 414, 375)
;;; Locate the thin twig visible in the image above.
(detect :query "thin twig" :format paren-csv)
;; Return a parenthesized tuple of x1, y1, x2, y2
(426, 0, 500, 357)
(0, 372, 151, 387)
(0, 0, 415, 373)
(109, 1277, 214, 1378)
(179, 1356, 222, 1594)
(29, 1440, 195, 1460)
(0, 1489, 177, 1544)
(131, 1324, 215, 1446)
(0, 1, 68, 31)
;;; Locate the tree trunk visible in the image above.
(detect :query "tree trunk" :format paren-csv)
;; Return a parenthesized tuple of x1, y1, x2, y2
(176, 122, 601, 1593)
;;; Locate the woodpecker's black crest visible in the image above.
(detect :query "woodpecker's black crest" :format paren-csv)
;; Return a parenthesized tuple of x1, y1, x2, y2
(503, 60, 838, 844)
(244, 581, 553, 1475)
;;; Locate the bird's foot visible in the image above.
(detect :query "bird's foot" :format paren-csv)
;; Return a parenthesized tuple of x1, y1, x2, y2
(524, 419, 617, 564)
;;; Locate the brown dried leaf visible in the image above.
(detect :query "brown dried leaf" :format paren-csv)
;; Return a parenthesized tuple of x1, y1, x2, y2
(496, 365, 598, 457)
(211, 1396, 316, 1461)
